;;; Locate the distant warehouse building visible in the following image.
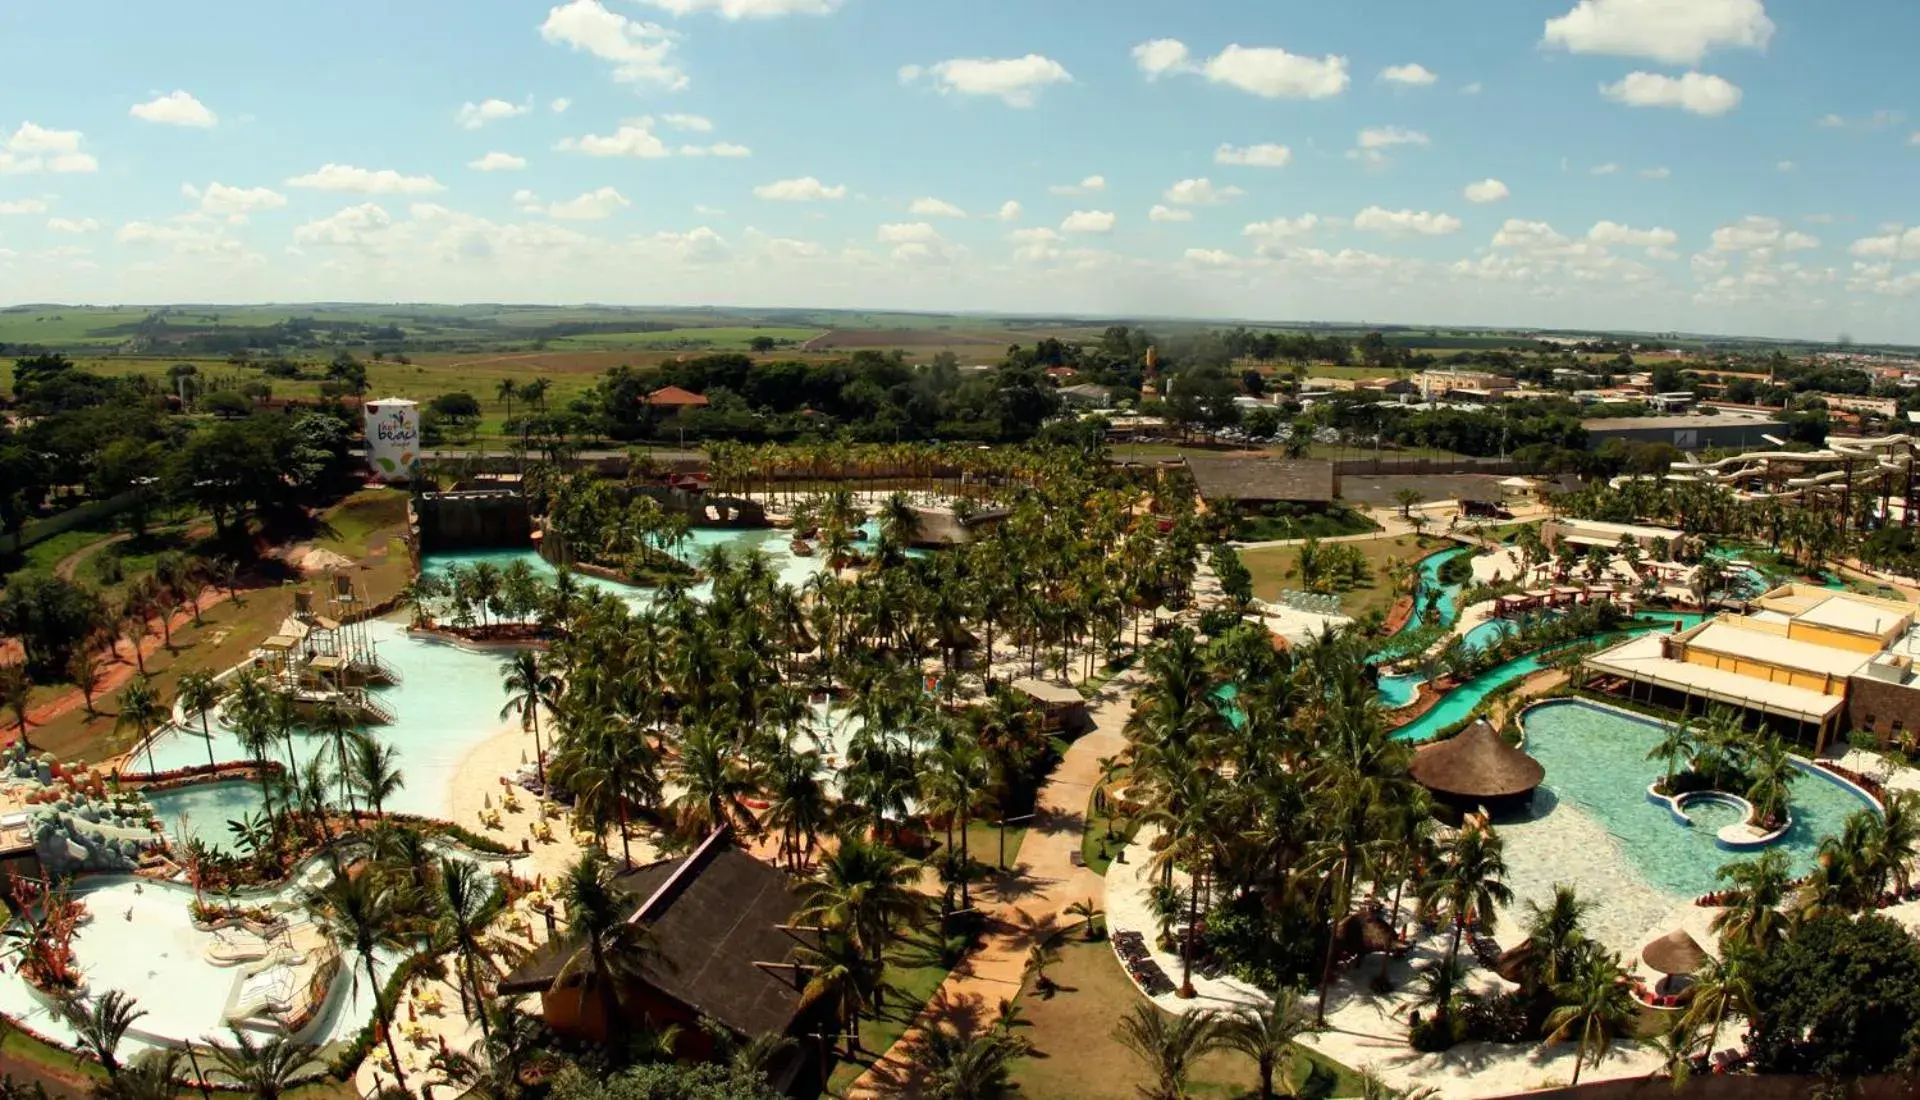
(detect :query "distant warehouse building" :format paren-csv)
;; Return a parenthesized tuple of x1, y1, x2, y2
(1579, 412, 1785, 452)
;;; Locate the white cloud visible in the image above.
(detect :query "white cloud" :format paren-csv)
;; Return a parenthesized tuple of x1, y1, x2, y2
(1542, 0, 1774, 65)
(1148, 205, 1193, 223)
(0, 198, 50, 215)
(1132, 39, 1192, 79)
(1008, 227, 1062, 262)
(1460, 82, 1483, 95)
(1183, 249, 1248, 269)
(679, 142, 752, 157)
(1243, 215, 1322, 243)
(1640, 166, 1672, 179)
(1201, 45, 1350, 100)
(1817, 113, 1846, 129)
(1061, 210, 1116, 234)
(0, 123, 97, 175)
(1776, 160, 1796, 172)
(1464, 179, 1510, 204)
(753, 176, 847, 201)
(1601, 72, 1743, 117)
(1588, 220, 1679, 255)
(540, 186, 631, 220)
(1353, 205, 1461, 237)
(539, 0, 686, 91)
(992, 200, 1022, 222)
(558, 120, 672, 158)
(550, 98, 573, 113)
(183, 182, 289, 221)
(1849, 227, 1920, 261)
(46, 217, 99, 234)
(1215, 143, 1292, 168)
(909, 197, 966, 218)
(877, 222, 940, 244)
(1163, 178, 1244, 205)
(291, 203, 395, 247)
(1357, 126, 1430, 150)
(635, 0, 841, 16)
(456, 98, 530, 130)
(1049, 175, 1105, 196)
(286, 164, 446, 193)
(901, 55, 1072, 107)
(1379, 63, 1437, 86)
(662, 113, 713, 132)
(130, 90, 217, 128)
(469, 152, 529, 172)
(1710, 214, 1818, 253)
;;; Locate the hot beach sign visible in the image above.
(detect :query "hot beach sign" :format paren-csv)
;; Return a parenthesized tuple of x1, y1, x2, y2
(363, 397, 421, 483)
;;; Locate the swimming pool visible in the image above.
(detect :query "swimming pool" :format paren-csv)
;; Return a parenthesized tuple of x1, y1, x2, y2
(1377, 673, 1423, 710)
(145, 780, 266, 854)
(1516, 699, 1879, 898)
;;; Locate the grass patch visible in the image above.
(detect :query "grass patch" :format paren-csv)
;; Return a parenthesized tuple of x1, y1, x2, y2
(825, 926, 957, 1095)
(963, 818, 1029, 874)
(557, 325, 824, 349)
(1238, 533, 1429, 622)
(314, 488, 411, 556)
(1005, 938, 1363, 1099)
(1081, 767, 1138, 878)
(1231, 503, 1380, 543)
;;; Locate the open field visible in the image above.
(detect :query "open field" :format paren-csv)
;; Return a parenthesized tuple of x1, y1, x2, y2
(1239, 533, 1429, 621)
(1007, 938, 1361, 1099)
(557, 325, 824, 349)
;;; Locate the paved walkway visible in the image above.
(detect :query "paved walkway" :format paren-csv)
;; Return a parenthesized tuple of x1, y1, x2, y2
(846, 671, 1139, 1097)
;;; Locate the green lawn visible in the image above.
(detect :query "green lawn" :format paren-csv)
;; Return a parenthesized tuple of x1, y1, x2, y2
(1237, 534, 1429, 622)
(314, 487, 411, 556)
(1231, 505, 1380, 543)
(1081, 766, 1139, 877)
(826, 926, 957, 1095)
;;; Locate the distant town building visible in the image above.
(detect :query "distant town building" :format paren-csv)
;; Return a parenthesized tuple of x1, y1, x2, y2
(1580, 412, 1784, 452)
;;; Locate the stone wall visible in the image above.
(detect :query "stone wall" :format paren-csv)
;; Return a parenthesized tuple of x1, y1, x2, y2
(414, 490, 533, 552)
(1846, 672, 1920, 746)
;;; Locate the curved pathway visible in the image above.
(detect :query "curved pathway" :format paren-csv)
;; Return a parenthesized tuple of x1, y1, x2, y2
(846, 672, 1138, 1098)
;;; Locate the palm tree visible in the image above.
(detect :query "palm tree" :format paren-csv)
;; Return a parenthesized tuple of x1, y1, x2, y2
(1519, 884, 1593, 993)
(59, 989, 145, 1080)
(665, 724, 760, 839)
(436, 857, 497, 1039)
(1865, 789, 1920, 896)
(104, 1048, 188, 1100)
(66, 649, 103, 721)
(0, 664, 32, 750)
(348, 734, 405, 818)
(304, 871, 413, 1092)
(206, 1026, 320, 1100)
(311, 697, 365, 818)
(1709, 849, 1791, 951)
(1543, 943, 1638, 1086)
(554, 850, 659, 1035)
(548, 713, 661, 868)
(1417, 822, 1513, 1013)
(1065, 898, 1104, 941)
(918, 1027, 1021, 1100)
(797, 833, 923, 962)
(1220, 989, 1316, 1100)
(1681, 950, 1756, 1059)
(1644, 717, 1696, 789)
(176, 671, 224, 771)
(1113, 1003, 1223, 1100)
(764, 744, 831, 872)
(793, 929, 883, 1057)
(1024, 939, 1063, 994)
(499, 649, 560, 789)
(114, 676, 166, 775)
(1648, 1015, 1706, 1090)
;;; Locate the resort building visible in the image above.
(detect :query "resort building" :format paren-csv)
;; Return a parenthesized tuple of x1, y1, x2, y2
(1579, 412, 1785, 452)
(1583, 584, 1920, 751)
(499, 829, 822, 1085)
(1540, 518, 1690, 560)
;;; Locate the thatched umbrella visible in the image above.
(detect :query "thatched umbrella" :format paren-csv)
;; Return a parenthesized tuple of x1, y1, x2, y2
(1409, 720, 1545, 810)
(1641, 929, 1708, 976)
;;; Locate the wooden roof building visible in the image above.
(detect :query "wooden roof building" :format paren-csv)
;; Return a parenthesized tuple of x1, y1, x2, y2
(1181, 457, 1338, 507)
(644, 385, 712, 409)
(1409, 719, 1545, 811)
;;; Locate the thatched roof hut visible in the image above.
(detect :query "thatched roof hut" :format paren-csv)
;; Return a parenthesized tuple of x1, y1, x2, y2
(1641, 929, 1708, 976)
(1409, 720, 1545, 811)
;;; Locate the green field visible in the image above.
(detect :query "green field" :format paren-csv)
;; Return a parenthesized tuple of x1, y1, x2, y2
(556, 325, 825, 349)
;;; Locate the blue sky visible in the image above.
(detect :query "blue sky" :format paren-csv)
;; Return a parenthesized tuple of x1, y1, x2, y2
(1, 0, 1918, 341)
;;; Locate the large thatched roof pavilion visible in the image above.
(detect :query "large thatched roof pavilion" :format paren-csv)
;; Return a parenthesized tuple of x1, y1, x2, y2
(1409, 719, 1545, 813)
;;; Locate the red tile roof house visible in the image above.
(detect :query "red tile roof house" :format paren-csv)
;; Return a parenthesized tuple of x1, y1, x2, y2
(644, 385, 712, 410)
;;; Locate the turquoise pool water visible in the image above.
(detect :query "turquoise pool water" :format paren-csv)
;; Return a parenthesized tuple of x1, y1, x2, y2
(1463, 616, 1519, 653)
(1377, 673, 1423, 709)
(1392, 614, 1706, 743)
(1519, 699, 1879, 897)
(1415, 547, 1471, 630)
(145, 779, 264, 854)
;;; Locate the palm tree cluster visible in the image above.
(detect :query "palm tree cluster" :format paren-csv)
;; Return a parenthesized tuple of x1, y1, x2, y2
(1644, 708, 1798, 828)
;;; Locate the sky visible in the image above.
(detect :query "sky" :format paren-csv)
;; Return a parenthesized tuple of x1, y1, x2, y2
(2, 0, 1918, 342)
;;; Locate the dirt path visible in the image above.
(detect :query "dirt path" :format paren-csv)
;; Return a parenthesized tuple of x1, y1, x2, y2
(9, 588, 238, 734)
(847, 673, 1139, 1098)
(51, 531, 132, 580)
